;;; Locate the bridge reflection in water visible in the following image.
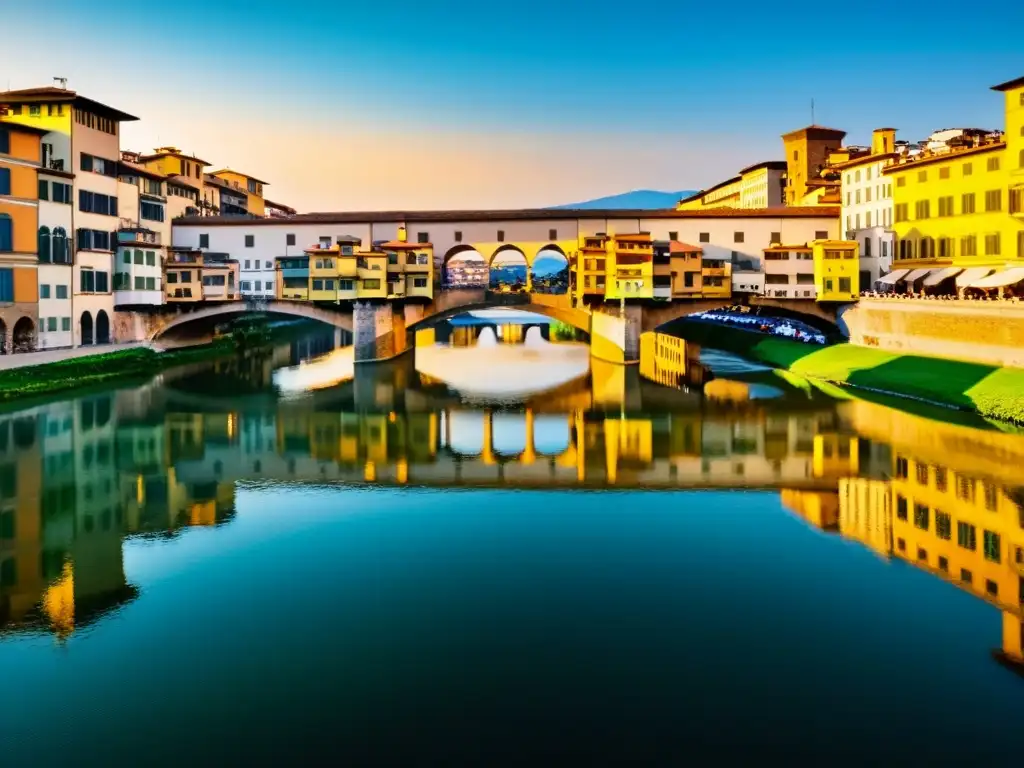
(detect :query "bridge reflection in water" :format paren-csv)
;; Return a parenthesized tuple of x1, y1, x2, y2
(1, 352, 1024, 678)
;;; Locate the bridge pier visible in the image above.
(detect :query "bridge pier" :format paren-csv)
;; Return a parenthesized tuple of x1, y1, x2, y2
(352, 302, 408, 363)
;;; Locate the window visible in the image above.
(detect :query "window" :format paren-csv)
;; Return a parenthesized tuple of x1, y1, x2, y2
(286, 234, 296, 246)
(937, 237, 953, 258)
(76, 229, 111, 252)
(363, 279, 381, 289)
(47, 317, 57, 332)
(39, 283, 51, 299)
(78, 190, 118, 215)
(417, 232, 429, 244)
(145, 277, 156, 290)
(80, 269, 96, 293)
(962, 192, 976, 214)
(896, 176, 906, 187)
(957, 521, 977, 551)
(684, 272, 695, 288)
(244, 235, 254, 247)
(733, 231, 744, 243)
(938, 556, 948, 572)
(140, 201, 164, 221)
(938, 196, 953, 217)
(961, 235, 977, 257)
(134, 249, 143, 265)
(985, 189, 1002, 212)
(56, 284, 68, 299)
(987, 156, 1000, 172)
(0, 128, 8, 154)
(913, 504, 929, 531)
(51, 183, 71, 204)
(454, 231, 463, 243)
(167, 272, 178, 284)
(895, 457, 909, 479)
(198, 234, 210, 248)
(936, 511, 952, 540)
(247, 179, 257, 194)
(413, 277, 428, 288)
(496, 230, 505, 242)
(340, 279, 354, 291)
(985, 233, 1001, 256)
(894, 203, 908, 223)
(134, 276, 145, 290)
(146, 251, 156, 266)
(824, 278, 833, 292)
(549, 229, 558, 240)
(312, 279, 324, 291)
(838, 277, 851, 294)
(37, 225, 51, 262)
(0, 268, 11, 301)
(0, 168, 10, 195)
(38, 178, 49, 200)
(699, 232, 710, 243)
(61, 317, 70, 331)
(915, 200, 930, 219)
(963, 162, 973, 176)
(939, 167, 950, 180)
(984, 530, 1001, 563)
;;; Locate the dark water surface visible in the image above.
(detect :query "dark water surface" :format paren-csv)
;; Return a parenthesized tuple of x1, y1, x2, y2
(2, 332, 1024, 765)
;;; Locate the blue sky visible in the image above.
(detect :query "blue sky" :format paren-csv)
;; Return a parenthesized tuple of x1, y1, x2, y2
(5, 1, 1023, 210)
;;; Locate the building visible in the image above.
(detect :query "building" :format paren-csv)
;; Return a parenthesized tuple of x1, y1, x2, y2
(884, 75, 1024, 295)
(0, 121, 43, 352)
(0, 85, 139, 346)
(782, 125, 848, 206)
(36, 146, 75, 350)
(835, 129, 898, 287)
(203, 174, 249, 217)
(135, 146, 208, 219)
(677, 177, 741, 210)
(763, 244, 816, 299)
(116, 153, 170, 308)
(813, 240, 860, 301)
(209, 169, 267, 216)
(265, 199, 296, 219)
(739, 161, 787, 208)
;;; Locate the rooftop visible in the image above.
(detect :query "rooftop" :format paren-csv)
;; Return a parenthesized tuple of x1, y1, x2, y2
(378, 240, 432, 249)
(210, 169, 270, 186)
(882, 139, 1006, 174)
(174, 206, 841, 226)
(139, 147, 211, 166)
(991, 75, 1024, 92)
(738, 160, 787, 175)
(0, 86, 138, 122)
(781, 124, 847, 140)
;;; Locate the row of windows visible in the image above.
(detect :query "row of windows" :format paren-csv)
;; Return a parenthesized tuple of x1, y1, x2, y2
(846, 209, 893, 231)
(239, 281, 274, 292)
(894, 155, 1003, 187)
(896, 231, 1024, 260)
(140, 201, 165, 222)
(77, 229, 114, 252)
(39, 179, 72, 204)
(168, 184, 198, 201)
(765, 274, 816, 285)
(121, 249, 158, 267)
(845, 185, 892, 206)
(113, 273, 160, 290)
(80, 153, 117, 177)
(39, 283, 70, 300)
(5, 103, 67, 119)
(822, 277, 853, 294)
(894, 190, 1005, 222)
(74, 108, 117, 135)
(79, 190, 118, 216)
(895, 457, 1008, 511)
(38, 317, 73, 332)
(896, 496, 1005, 563)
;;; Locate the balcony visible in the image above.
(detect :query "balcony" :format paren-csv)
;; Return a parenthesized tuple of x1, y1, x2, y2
(358, 261, 385, 279)
(403, 253, 432, 272)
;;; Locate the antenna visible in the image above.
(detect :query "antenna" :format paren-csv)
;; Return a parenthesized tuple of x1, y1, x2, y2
(53, 76, 68, 90)
(811, 98, 815, 125)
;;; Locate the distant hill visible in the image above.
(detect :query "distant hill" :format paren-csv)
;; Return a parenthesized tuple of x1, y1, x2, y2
(550, 189, 696, 210)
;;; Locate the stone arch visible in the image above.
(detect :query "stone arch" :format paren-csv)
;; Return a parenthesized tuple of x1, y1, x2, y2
(149, 300, 353, 341)
(408, 302, 591, 336)
(441, 244, 487, 289)
(12, 317, 35, 353)
(80, 311, 94, 346)
(531, 245, 570, 295)
(485, 243, 529, 267)
(96, 310, 111, 345)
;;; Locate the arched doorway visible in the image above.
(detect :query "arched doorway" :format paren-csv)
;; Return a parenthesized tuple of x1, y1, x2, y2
(442, 245, 487, 289)
(530, 246, 569, 294)
(80, 311, 94, 346)
(12, 317, 35, 353)
(489, 246, 528, 293)
(96, 310, 111, 345)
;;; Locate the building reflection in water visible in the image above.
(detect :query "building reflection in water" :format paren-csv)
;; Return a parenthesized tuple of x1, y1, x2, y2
(0, 362, 1022, 679)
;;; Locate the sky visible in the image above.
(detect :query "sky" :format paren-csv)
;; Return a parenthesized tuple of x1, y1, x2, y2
(4, 1, 1023, 213)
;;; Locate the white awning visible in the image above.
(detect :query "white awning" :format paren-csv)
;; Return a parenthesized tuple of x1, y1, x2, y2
(904, 268, 933, 282)
(922, 267, 962, 287)
(967, 267, 1024, 289)
(876, 269, 909, 285)
(956, 267, 994, 287)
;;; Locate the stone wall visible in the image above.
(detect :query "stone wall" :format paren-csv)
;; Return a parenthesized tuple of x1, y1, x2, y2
(844, 299, 1024, 369)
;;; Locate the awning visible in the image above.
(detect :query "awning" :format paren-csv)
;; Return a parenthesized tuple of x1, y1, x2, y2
(922, 267, 962, 287)
(904, 268, 933, 282)
(967, 267, 1024, 289)
(956, 267, 994, 287)
(876, 269, 909, 285)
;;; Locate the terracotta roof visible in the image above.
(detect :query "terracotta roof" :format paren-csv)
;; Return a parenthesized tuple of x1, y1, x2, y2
(828, 151, 898, 172)
(118, 161, 168, 182)
(669, 240, 702, 254)
(264, 198, 296, 213)
(764, 244, 811, 252)
(378, 240, 432, 249)
(614, 233, 652, 242)
(881, 141, 1005, 174)
(0, 87, 138, 122)
(210, 169, 269, 186)
(738, 160, 787, 175)
(138, 150, 211, 166)
(781, 124, 847, 140)
(175, 206, 841, 226)
(991, 75, 1024, 92)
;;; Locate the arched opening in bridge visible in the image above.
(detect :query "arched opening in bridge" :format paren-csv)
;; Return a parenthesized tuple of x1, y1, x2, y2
(489, 246, 528, 293)
(442, 245, 487, 289)
(530, 246, 569, 295)
(12, 317, 35, 353)
(96, 310, 111, 345)
(80, 311, 93, 346)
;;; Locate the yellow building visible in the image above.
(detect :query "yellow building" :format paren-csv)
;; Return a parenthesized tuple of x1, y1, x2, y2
(677, 176, 742, 210)
(813, 240, 859, 301)
(136, 146, 209, 193)
(0, 121, 44, 351)
(209, 169, 268, 216)
(165, 247, 238, 302)
(605, 233, 654, 300)
(379, 240, 434, 300)
(884, 75, 1024, 293)
(782, 125, 847, 206)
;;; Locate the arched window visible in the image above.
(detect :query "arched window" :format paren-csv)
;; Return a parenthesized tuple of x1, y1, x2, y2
(38, 226, 51, 262)
(52, 227, 68, 263)
(0, 167, 10, 195)
(0, 213, 12, 252)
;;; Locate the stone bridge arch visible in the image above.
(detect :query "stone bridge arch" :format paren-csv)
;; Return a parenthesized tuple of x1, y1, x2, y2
(143, 300, 354, 341)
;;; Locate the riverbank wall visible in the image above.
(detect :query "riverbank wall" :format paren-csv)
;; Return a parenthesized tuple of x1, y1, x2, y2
(669, 319, 1024, 425)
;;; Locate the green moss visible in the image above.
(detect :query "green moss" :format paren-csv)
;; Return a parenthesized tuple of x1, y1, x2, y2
(0, 338, 235, 403)
(671, 320, 1024, 425)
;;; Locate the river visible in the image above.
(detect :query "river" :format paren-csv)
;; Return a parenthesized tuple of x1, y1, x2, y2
(2, 326, 1024, 765)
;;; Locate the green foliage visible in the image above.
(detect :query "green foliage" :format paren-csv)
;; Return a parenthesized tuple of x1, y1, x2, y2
(671, 319, 1024, 425)
(550, 321, 580, 342)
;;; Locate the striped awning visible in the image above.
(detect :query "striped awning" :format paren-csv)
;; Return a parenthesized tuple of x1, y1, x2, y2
(968, 267, 1024, 289)
(876, 269, 909, 285)
(922, 267, 962, 287)
(956, 267, 994, 287)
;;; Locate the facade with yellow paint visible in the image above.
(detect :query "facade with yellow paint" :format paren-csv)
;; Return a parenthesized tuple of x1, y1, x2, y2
(210, 169, 267, 216)
(813, 240, 860, 301)
(883, 75, 1024, 293)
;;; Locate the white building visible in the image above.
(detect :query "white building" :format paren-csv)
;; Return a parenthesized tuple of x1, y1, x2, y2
(37, 167, 74, 349)
(116, 156, 169, 307)
(838, 128, 898, 287)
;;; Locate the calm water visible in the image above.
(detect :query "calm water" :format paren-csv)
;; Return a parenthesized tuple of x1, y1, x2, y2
(2, 329, 1024, 765)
